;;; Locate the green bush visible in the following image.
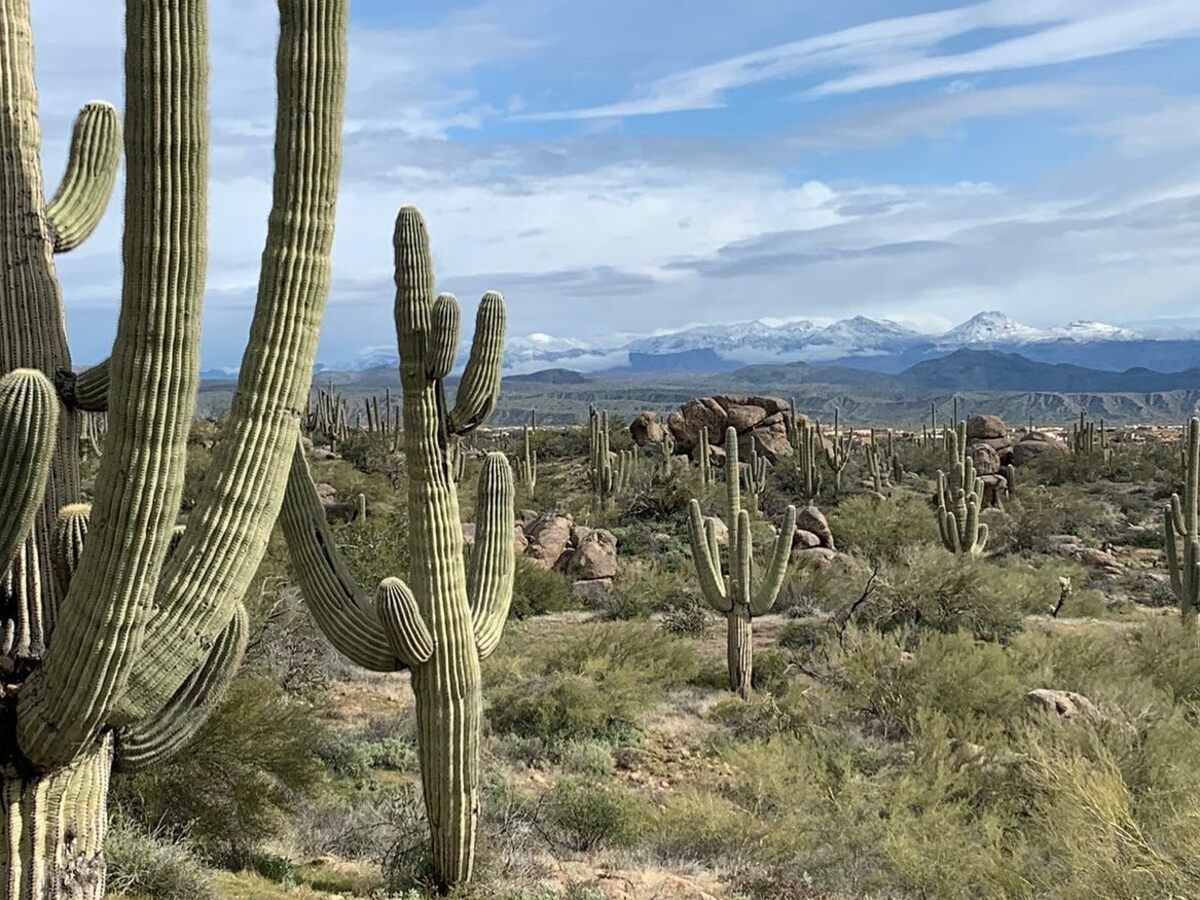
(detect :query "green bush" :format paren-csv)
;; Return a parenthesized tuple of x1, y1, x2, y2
(105, 817, 215, 900)
(541, 778, 647, 851)
(486, 621, 698, 745)
(113, 676, 327, 866)
(510, 556, 576, 619)
(830, 491, 939, 561)
(985, 484, 1116, 554)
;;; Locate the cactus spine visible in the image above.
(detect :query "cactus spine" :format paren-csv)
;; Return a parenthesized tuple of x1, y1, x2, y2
(936, 422, 989, 555)
(0, 1, 348, 893)
(282, 208, 515, 889)
(1165, 417, 1200, 619)
(687, 427, 796, 698)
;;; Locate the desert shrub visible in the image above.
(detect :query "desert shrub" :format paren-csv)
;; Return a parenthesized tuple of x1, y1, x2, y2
(338, 431, 402, 481)
(320, 731, 417, 781)
(540, 777, 648, 851)
(648, 790, 764, 861)
(113, 676, 327, 866)
(751, 648, 792, 693)
(601, 557, 694, 620)
(1145, 580, 1177, 609)
(986, 484, 1116, 554)
(777, 619, 827, 654)
(619, 470, 694, 523)
(708, 683, 820, 740)
(485, 621, 698, 745)
(855, 546, 1026, 643)
(105, 817, 215, 900)
(561, 740, 617, 777)
(830, 491, 940, 561)
(330, 509, 412, 590)
(510, 556, 576, 619)
(660, 597, 711, 637)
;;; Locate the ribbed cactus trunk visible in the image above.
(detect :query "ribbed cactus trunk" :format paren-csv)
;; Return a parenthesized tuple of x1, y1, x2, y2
(396, 281, 483, 882)
(0, 739, 112, 900)
(726, 604, 753, 700)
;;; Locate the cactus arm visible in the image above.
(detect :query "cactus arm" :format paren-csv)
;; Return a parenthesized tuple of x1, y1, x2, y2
(44, 101, 121, 254)
(17, 0, 210, 769)
(377, 578, 435, 666)
(751, 505, 797, 616)
(113, 602, 249, 774)
(51, 503, 91, 602)
(469, 453, 515, 660)
(112, 0, 350, 723)
(56, 357, 111, 413)
(687, 500, 729, 612)
(704, 517, 721, 573)
(279, 441, 396, 671)
(0, 370, 59, 573)
(1165, 506, 1183, 599)
(448, 292, 506, 435)
(428, 293, 461, 380)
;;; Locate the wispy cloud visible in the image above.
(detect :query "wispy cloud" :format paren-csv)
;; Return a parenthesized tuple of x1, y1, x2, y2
(518, 0, 1199, 121)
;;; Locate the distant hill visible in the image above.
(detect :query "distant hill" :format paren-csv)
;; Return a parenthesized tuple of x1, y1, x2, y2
(898, 348, 1200, 392)
(506, 368, 590, 384)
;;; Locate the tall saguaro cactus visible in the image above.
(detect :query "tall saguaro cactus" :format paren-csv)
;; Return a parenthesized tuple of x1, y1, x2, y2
(686, 427, 796, 698)
(281, 208, 515, 889)
(1165, 417, 1200, 620)
(0, 1, 348, 895)
(936, 422, 988, 556)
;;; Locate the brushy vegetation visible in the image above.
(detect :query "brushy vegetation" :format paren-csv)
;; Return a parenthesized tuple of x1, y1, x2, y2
(107, 415, 1199, 899)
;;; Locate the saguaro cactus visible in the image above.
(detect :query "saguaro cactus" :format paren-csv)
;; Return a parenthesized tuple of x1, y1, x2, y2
(281, 207, 515, 889)
(0, 1, 348, 895)
(936, 422, 988, 556)
(588, 407, 629, 510)
(686, 427, 796, 698)
(794, 416, 823, 500)
(518, 425, 538, 493)
(821, 408, 852, 494)
(1165, 417, 1200, 619)
(696, 426, 714, 486)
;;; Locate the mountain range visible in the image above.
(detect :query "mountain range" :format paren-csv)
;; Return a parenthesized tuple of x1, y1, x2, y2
(330, 311, 1200, 377)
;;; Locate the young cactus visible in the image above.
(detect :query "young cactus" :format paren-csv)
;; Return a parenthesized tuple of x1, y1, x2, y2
(1165, 417, 1200, 619)
(518, 425, 538, 493)
(794, 416, 823, 500)
(696, 426, 714, 486)
(936, 422, 989, 555)
(282, 207, 515, 889)
(686, 427, 796, 698)
(740, 441, 768, 508)
(821, 408, 852, 494)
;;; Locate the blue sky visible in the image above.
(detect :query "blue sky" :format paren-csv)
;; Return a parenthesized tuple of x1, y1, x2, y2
(32, 0, 1200, 368)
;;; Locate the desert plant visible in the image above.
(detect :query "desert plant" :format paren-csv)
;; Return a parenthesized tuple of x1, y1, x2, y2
(281, 207, 515, 889)
(0, 1, 347, 893)
(821, 409, 852, 494)
(696, 426, 714, 487)
(1165, 416, 1200, 619)
(935, 422, 988, 555)
(588, 408, 630, 511)
(687, 427, 796, 698)
(517, 425, 538, 493)
(793, 415, 824, 500)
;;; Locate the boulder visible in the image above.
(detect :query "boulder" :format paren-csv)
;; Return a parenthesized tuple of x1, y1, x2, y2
(1026, 689, 1103, 724)
(513, 523, 529, 555)
(966, 414, 1006, 441)
(978, 473, 1008, 509)
(630, 411, 666, 446)
(524, 513, 574, 569)
(796, 506, 835, 550)
(708, 516, 730, 547)
(793, 529, 822, 550)
(667, 398, 728, 449)
(726, 403, 767, 432)
(968, 441, 1002, 476)
(1013, 433, 1066, 466)
(571, 578, 613, 604)
(567, 529, 618, 581)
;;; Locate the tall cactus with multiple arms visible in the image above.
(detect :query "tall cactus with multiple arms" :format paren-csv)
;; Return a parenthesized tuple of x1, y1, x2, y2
(0, 1, 348, 894)
(936, 422, 988, 555)
(687, 427, 796, 698)
(1165, 417, 1200, 619)
(821, 408, 852, 494)
(588, 408, 629, 510)
(794, 416, 823, 500)
(281, 207, 516, 889)
(740, 441, 768, 508)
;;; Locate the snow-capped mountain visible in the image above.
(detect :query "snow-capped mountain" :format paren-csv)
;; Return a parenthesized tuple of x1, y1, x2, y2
(334, 310, 1200, 377)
